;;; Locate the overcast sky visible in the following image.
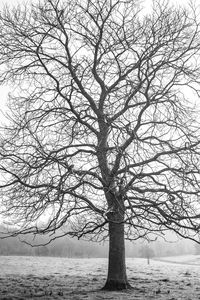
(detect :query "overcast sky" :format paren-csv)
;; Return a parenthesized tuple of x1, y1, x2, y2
(0, 0, 190, 8)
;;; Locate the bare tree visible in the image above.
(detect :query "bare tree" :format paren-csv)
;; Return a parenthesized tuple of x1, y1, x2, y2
(140, 244, 155, 264)
(1, 0, 200, 290)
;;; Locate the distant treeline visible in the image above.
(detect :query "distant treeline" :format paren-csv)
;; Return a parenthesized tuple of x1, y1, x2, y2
(0, 226, 107, 257)
(0, 226, 196, 257)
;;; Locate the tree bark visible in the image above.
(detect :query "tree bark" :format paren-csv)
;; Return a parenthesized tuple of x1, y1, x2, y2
(102, 216, 131, 290)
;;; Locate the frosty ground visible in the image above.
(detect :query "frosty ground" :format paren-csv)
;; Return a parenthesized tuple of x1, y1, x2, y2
(0, 256, 200, 299)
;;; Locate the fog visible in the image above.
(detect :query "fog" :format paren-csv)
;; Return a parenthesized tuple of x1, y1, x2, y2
(0, 225, 196, 258)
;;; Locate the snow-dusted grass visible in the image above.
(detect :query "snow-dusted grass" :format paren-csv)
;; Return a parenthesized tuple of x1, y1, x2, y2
(0, 256, 200, 299)
(154, 254, 200, 265)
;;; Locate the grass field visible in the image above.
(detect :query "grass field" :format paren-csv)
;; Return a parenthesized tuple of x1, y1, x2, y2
(0, 255, 200, 299)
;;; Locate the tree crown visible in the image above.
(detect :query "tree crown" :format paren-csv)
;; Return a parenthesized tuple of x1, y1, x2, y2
(1, 0, 200, 243)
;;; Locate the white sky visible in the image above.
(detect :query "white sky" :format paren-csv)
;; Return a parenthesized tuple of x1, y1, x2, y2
(0, 0, 194, 124)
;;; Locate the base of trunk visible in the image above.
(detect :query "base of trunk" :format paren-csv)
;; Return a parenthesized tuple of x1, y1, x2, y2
(102, 280, 132, 291)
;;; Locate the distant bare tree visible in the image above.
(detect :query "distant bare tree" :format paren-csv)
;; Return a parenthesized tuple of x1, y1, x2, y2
(1, 0, 200, 290)
(140, 244, 154, 264)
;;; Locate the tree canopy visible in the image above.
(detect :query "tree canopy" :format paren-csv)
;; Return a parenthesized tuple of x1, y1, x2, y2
(1, 0, 200, 240)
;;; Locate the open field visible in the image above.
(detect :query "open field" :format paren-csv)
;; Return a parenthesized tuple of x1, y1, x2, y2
(1, 256, 200, 299)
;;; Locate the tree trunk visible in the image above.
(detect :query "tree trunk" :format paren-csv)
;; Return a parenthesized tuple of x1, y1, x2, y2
(102, 217, 131, 290)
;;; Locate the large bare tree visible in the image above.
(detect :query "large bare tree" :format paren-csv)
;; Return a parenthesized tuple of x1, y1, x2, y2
(1, 0, 200, 290)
